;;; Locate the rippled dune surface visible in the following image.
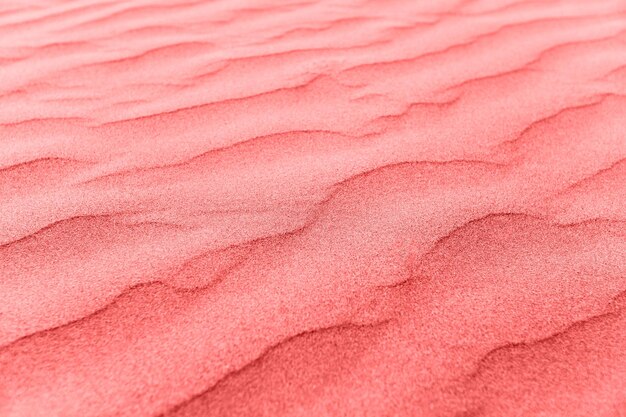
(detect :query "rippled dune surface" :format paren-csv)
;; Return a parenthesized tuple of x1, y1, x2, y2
(1, 0, 626, 416)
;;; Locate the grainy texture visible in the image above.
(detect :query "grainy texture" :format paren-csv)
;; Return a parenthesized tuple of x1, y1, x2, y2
(1, 0, 625, 416)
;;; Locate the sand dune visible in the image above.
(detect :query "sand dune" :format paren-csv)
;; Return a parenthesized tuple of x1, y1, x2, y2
(1, 0, 625, 416)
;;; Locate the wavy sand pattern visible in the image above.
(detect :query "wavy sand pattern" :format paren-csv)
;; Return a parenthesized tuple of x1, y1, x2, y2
(1, 0, 626, 416)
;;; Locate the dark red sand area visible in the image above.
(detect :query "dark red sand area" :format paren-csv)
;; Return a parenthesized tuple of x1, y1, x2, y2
(1, 0, 626, 416)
